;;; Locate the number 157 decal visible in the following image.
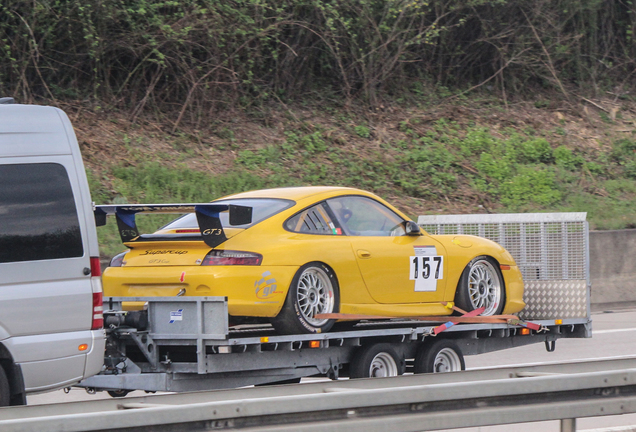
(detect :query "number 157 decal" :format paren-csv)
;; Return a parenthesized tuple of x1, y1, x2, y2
(409, 255, 444, 292)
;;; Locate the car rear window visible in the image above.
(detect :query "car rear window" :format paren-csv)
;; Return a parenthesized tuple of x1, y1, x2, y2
(0, 163, 83, 263)
(285, 202, 340, 235)
(162, 198, 294, 230)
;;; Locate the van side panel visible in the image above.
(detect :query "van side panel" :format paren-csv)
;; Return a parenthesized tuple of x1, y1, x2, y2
(0, 279, 92, 336)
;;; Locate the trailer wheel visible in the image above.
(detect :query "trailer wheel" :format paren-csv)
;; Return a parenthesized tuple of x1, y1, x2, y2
(455, 256, 505, 316)
(350, 344, 404, 378)
(414, 340, 465, 374)
(0, 366, 9, 407)
(107, 389, 130, 398)
(272, 262, 339, 334)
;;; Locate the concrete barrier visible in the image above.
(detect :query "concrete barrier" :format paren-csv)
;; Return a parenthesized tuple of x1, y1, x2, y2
(590, 229, 636, 307)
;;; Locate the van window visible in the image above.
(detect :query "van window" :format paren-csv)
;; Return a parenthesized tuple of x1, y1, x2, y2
(0, 163, 83, 263)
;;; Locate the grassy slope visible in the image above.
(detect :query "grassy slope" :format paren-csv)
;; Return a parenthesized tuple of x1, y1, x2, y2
(68, 94, 636, 259)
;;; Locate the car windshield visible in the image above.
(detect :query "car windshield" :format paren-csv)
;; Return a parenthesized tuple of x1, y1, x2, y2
(162, 198, 295, 230)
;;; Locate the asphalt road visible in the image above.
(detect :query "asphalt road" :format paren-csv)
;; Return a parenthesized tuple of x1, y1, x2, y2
(26, 306, 636, 431)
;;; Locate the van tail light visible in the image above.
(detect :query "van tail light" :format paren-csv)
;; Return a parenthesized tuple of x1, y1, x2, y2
(90, 256, 104, 330)
(92, 292, 103, 330)
(201, 250, 262, 266)
(90, 257, 102, 276)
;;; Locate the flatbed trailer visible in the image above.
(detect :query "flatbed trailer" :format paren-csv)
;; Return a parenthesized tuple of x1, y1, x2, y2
(79, 212, 591, 394)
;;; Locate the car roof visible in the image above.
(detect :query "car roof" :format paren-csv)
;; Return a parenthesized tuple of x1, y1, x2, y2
(220, 186, 370, 201)
(215, 186, 409, 222)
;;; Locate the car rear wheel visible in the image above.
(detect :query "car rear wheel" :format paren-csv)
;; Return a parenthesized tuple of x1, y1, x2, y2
(455, 256, 505, 316)
(414, 340, 465, 374)
(272, 262, 339, 334)
(350, 344, 404, 378)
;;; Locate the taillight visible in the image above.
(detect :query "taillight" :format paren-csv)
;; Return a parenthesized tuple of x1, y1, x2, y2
(110, 251, 128, 267)
(92, 292, 103, 330)
(90, 256, 104, 330)
(90, 257, 102, 276)
(201, 250, 262, 266)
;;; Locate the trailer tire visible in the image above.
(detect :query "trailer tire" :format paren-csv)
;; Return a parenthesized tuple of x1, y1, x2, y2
(0, 366, 9, 407)
(455, 256, 505, 316)
(414, 340, 465, 374)
(272, 262, 339, 334)
(350, 344, 405, 378)
(107, 389, 130, 398)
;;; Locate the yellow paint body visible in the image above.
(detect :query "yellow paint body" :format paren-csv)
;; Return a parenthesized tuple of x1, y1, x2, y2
(103, 187, 525, 318)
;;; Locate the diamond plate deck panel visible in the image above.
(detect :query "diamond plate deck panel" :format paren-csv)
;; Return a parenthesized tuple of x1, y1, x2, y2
(517, 280, 588, 320)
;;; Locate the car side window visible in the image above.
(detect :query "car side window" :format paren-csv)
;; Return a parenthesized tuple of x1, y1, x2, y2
(327, 196, 405, 236)
(285, 203, 341, 235)
(0, 163, 83, 263)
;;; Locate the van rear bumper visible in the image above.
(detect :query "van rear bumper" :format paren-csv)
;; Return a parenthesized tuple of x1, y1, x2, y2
(6, 329, 106, 393)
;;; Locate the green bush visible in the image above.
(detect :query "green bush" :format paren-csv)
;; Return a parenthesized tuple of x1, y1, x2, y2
(553, 146, 584, 171)
(354, 126, 371, 138)
(499, 167, 561, 209)
(518, 138, 553, 164)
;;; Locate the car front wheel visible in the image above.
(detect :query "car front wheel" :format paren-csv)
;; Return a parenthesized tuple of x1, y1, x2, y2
(455, 256, 505, 316)
(272, 262, 339, 334)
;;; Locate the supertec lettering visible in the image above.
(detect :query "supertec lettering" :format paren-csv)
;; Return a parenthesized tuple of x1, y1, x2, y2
(140, 250, 189, 255)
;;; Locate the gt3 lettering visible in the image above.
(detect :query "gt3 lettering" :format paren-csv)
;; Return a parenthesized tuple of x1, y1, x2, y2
(410, 255, 443, 292)
(202, 228, 223, 236)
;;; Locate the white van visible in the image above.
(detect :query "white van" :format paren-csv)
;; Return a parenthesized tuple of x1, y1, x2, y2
(0, 99, 105, 405)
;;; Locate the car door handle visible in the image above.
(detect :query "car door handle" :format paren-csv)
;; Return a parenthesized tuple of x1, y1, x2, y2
(357, 250, 372, 259)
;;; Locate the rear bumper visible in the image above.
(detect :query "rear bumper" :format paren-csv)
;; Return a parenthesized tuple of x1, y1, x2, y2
(103, 265, 300, 317)
(6, 329, 106, 393)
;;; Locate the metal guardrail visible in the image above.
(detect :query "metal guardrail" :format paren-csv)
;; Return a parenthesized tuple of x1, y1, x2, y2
(3, 356, 636, 432)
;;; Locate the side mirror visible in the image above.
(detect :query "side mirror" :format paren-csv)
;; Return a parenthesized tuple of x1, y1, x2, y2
(405, 221, 421, 236)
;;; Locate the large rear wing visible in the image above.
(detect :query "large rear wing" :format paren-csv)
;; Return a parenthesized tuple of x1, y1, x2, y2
(94, 204, 252, 248)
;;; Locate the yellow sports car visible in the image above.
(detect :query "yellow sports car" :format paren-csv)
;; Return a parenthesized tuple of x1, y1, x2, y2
(100, 186, 525, 334)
